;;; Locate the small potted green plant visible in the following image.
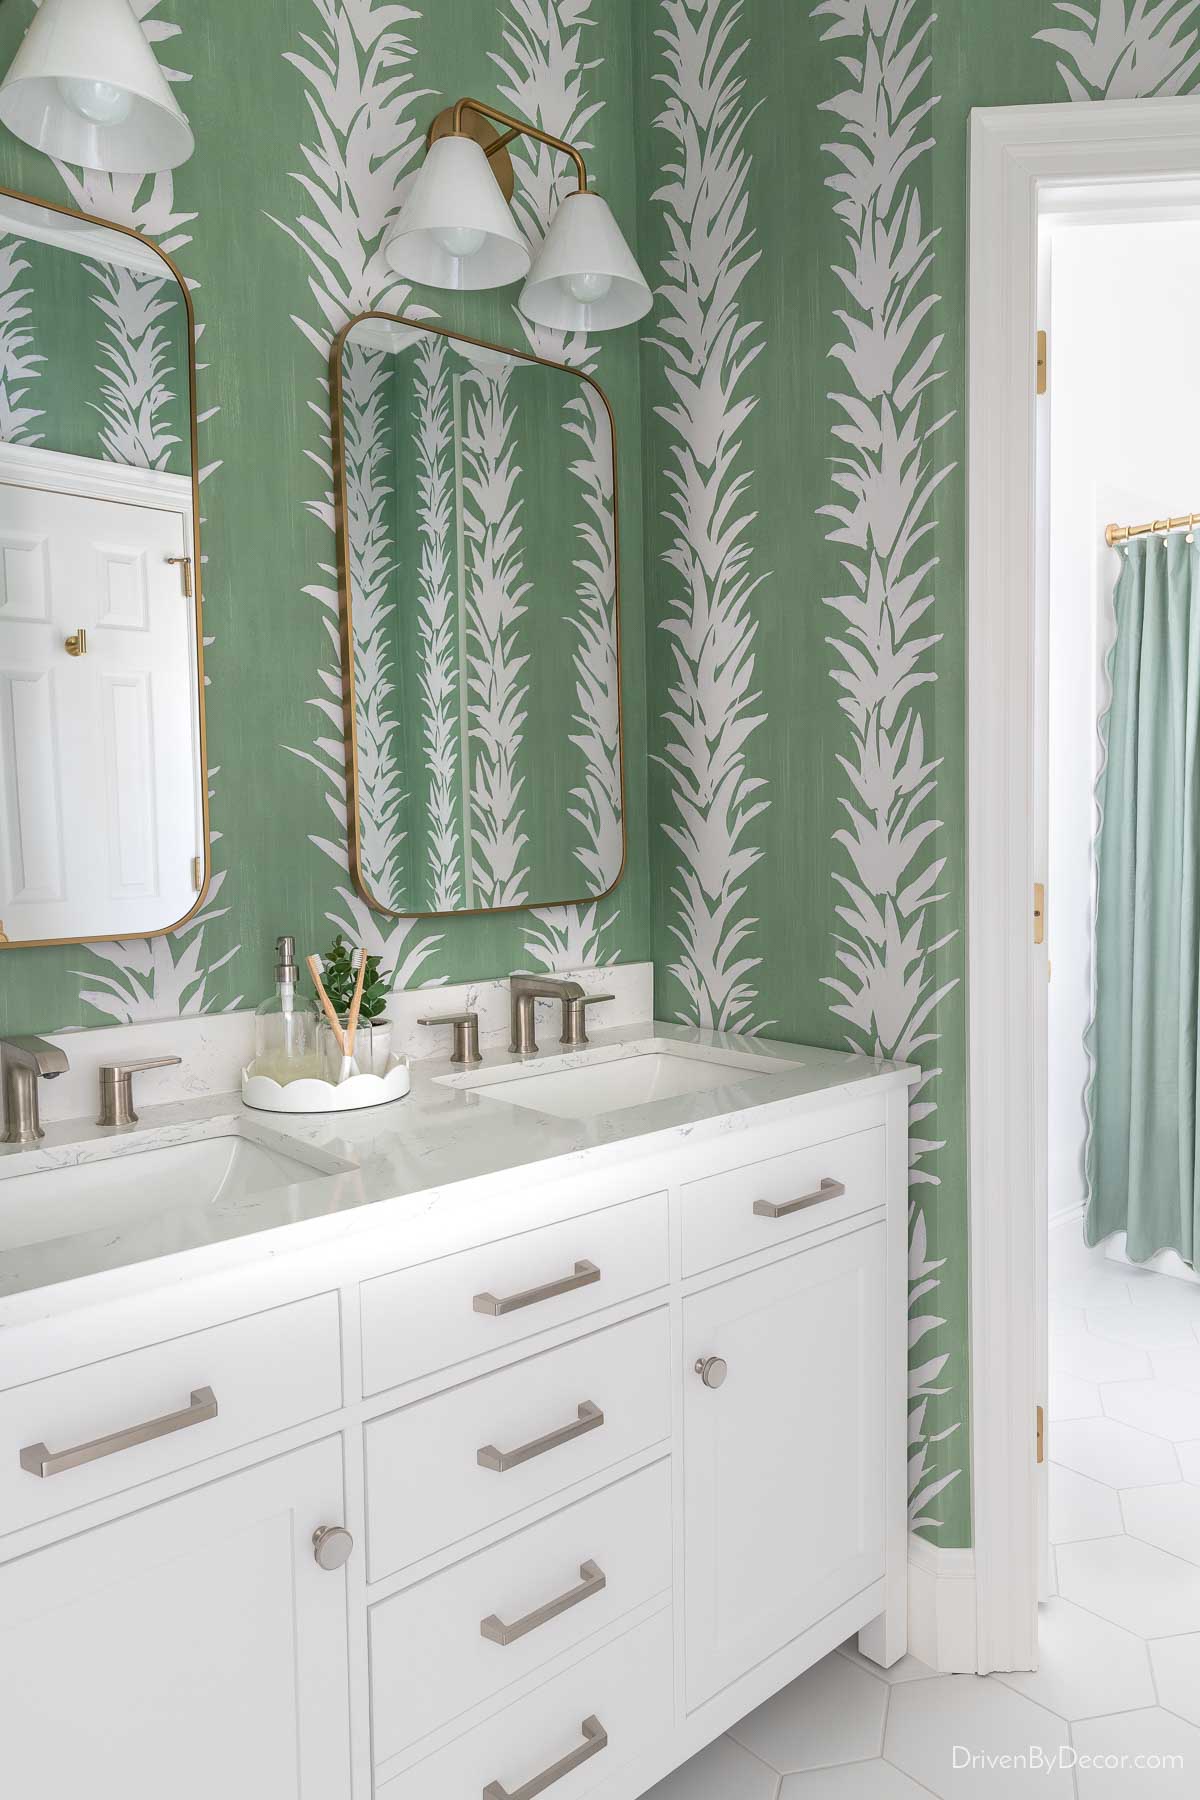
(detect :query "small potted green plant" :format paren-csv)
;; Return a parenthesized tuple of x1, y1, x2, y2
(315, 935, 394, 1076)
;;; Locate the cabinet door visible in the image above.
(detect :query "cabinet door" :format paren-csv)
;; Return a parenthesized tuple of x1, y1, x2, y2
(0, 1437, 351, 1800)
(683, 1223, 886, 1708)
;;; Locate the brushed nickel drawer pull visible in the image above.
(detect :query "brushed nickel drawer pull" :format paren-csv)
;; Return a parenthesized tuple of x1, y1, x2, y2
(477, 1400, 604, 1473)
(474, 1259, 600, 1317)
(483, 1714, 608, 1800)
(481, 1559, 607, 1645)
(754, 1177, 846, 1219)
(20, 1386, 218, 1478)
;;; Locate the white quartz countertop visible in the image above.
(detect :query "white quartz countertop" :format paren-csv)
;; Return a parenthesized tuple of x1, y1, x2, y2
(0, 1022, 915, 1327)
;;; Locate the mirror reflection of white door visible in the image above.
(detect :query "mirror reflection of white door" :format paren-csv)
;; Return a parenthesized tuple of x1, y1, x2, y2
(0, 455, 201, 944)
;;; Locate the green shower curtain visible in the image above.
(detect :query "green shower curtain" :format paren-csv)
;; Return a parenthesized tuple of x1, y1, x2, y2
(1087, 535, 1200, 1266)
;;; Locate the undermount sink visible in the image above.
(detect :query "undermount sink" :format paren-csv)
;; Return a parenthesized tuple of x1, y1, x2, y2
(0, 1132, 332, 1254)
(437, 1039, 793, 1121)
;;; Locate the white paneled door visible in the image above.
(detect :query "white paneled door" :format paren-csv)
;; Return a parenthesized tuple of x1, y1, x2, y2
(0, 476, 201, 943)
(0, 1438, 353, 1800)
(683, 1223, 887, 1708)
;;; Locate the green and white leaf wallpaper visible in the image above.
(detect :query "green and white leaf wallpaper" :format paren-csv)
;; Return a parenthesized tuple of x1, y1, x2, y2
(357, 333, 621, 916)
(633, 0, 1200, 1553)
(0, 231, 189, 469)
(0, 0, 1195, 1548)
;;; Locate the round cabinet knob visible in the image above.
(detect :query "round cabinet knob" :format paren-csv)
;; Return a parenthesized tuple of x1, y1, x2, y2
(695, 1355, 728, 1390)
(312, 1525, 354, 1571)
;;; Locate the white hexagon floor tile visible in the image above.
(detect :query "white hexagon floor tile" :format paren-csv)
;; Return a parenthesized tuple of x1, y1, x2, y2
(1052, 1268, 1136, 1310)
(637, 1734, 777, 1800)
(1048, 1462, 1122, 1544)
(1049, 1370, 1101, 1420)
(1148, 1633, 1200, 1728)
(1124, 1273, 1200, 1311)
(1073, 1706, 1200, 1797)
(727, 1651, 887, 1774)
(884, 1676, 1073, 1797)
(1050, 1416, 1180, 1488)
(1085, 1306, 1200, 1350)
(836, 1640, 940, 1685)
(1180, 1440, 1200, 1483)
(1101, 1379, 1200, 1441)
(992, 1597, 1153, 1721)
(1051, 1326, 1150, 1383)
(780, 1760, 933, 1797)
(1122, 1482, 1200, 1565)
(1057, 1535, 1200, 1637)
(1149, 1346, 1200, 1393)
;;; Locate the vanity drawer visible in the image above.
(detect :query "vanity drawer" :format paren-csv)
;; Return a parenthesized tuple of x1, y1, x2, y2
(370, 1459, 671, 1763)
(376, 1606, 673, 1799)
(361, 1189, 669, 1395)
(365, 1308, 670, 1581)
(0, 1293, 341, 1535)
(682, 1125, 885, 1275)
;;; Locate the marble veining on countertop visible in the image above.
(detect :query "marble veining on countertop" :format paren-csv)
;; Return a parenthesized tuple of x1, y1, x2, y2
(0, 1021, 914, 1323)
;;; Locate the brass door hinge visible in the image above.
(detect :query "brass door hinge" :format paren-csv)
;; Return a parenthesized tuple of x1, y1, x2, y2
(1033, 882, 1046, 946)
(166, 554, 193, 598)
(191, 855, 203, 892)
(1036, 330, 1048, 396)
(1036, 1404, 1045, 1464)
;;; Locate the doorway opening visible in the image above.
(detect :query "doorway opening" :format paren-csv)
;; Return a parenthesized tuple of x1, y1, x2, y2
(1033, 177, 1200, 1718)
(969, 100, 1200, 1678)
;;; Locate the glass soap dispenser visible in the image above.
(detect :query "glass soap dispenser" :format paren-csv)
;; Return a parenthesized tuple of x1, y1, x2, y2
(253, 935, 322, 1084)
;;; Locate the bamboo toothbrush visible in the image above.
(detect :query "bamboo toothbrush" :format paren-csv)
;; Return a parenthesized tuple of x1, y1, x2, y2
(307, 953, 346, 1080)
(341, 949, 368, 1083)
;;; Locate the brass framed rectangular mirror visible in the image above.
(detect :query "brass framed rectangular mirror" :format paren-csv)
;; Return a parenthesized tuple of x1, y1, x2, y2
(0, 186, 207, 951)
(331, 312, 625, 919)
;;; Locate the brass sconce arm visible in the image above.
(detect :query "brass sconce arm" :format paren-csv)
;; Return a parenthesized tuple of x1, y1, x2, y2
(448, 96, 589, 193)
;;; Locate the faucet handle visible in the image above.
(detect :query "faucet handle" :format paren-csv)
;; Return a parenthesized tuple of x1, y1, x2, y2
(105, 1056, 183, 1077)
(418, 1012, 482, 1066)
(97, 1056, 182, 1128)
(560, 993, 615, 1050)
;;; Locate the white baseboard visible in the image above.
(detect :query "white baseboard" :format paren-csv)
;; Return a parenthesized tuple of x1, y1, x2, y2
(909, 1533, 978, 1672)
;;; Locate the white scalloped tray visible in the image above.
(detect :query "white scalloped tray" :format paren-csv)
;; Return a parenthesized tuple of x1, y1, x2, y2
(241, 1056, 411, 1115)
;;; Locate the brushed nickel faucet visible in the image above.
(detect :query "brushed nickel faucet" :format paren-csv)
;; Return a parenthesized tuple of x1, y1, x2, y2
(1, 1036, 69, 1145)
(560, 991, 615, 1050)
(97, 1056, 182, 1127)
(508, 975, 585, 1056)
(417, 1011, 482, 1066)
(508, 975, 613, 1056)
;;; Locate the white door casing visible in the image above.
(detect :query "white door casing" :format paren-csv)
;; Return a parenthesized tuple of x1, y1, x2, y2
(968, 96, 1200, 1674)
(0, 445, 200, 945)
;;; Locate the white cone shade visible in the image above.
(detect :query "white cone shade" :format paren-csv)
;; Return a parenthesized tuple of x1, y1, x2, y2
(0, 0, 193, 173)
(519, 191, 652, 331)
(384, 135, 530, 292)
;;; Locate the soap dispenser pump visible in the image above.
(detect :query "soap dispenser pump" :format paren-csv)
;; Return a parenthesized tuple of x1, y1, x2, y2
(252, 934, 322, 1084)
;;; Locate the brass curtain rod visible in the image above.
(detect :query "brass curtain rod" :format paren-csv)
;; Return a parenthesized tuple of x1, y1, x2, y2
(1106, 511, 1200, 547)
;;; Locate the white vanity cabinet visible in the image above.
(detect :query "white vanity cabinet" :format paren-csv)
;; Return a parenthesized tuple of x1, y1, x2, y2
(0, 1059, 910, 1800)
(683, 1221, 887, 1708)
(0, 1436, 353, 1800)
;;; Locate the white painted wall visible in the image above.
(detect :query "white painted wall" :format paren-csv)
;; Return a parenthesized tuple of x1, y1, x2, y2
(1043, 219, 1200, 1222)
